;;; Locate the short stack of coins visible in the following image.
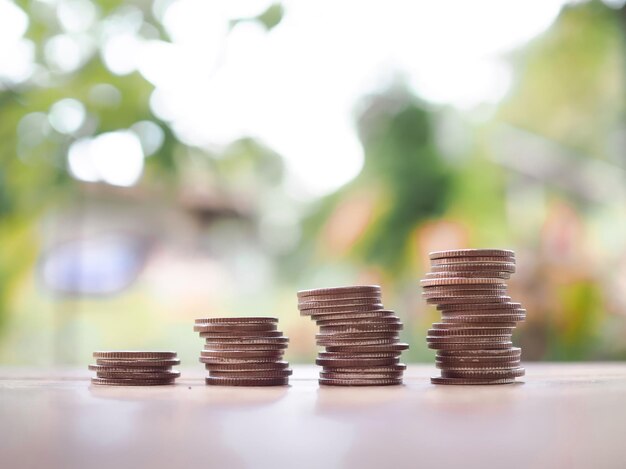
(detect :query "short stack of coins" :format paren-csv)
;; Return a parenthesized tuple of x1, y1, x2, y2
(298, 285, 408, 386)
(89, 351, 180, 386)
(194, 317, 291, 386)
(421, 249, 525, 385)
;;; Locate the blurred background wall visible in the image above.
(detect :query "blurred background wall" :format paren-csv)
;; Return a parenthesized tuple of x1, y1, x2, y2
(0, 0, 625, 366)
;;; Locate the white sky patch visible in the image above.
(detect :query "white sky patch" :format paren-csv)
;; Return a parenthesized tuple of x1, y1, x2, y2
(101, 33, 142, 75)
(0, 0, 28, 42)
(0, 38, 35, 84)
(68, 131, 145, 186)
(131, 120, 165, 156)
(135, 0, 565, 197)
(0, 0, 33, 84)
(0, 0, 567, 196)
(57, 0, 98, 33)
(68, 138, 100, 182)
(44, 34, 84, 73)
(48, 98, 86, 134)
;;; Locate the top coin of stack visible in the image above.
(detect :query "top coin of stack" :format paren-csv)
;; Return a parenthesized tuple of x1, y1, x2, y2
(194, 317, 292, 386)
(421, 249, 525, 385)
(298, 285, 408, 386)
(89, 351, 180, 386)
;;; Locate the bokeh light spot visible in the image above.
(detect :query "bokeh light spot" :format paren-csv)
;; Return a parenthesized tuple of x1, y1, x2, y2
(49, 98, 86, 135)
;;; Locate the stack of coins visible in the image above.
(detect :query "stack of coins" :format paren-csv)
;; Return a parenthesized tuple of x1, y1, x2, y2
(421, 249, 525, 385)
(89, 351, 180, 386)
(194, 317, 291, 386)
(298, 285, 408, 386)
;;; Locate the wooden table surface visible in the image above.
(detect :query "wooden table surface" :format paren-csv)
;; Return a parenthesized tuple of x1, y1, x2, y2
(1, 364, 625, 469)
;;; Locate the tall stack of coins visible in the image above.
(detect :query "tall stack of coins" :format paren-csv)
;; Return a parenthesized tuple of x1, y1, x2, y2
(194, 317, 291, 386)
(89, 351, 180, 386)
(298, 285, 408, 386)
(421, 249, 525, 385)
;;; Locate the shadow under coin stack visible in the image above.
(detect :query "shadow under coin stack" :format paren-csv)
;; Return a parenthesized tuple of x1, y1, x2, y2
(194, 317, 291, 386)
(421, 249, 525, 385)
(89, 351, 180, 386)
(298, 285, 408, 386)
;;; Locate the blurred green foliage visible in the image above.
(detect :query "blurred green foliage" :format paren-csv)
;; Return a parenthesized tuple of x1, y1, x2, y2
(0, 0, 625, 363)
(355, 96, 452, 272)
(501, 0, 625, 159)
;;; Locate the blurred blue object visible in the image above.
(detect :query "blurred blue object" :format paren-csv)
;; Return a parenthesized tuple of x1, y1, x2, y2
(39, 234, 151, 296)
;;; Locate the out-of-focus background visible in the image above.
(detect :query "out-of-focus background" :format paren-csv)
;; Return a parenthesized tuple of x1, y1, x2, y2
(0, 0, 625, 366)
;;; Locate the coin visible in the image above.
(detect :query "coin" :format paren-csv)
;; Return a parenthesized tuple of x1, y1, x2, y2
(318, 322, 403, 332)
(323, 364, 407, 373)
(439, 308, 526, 316)
(319, 327, 403, 336)
(437, 347, 521, 357)
(202, 336, 289, 344)
(200, 350, 284, 358)
(297, 285, 381, 298)
(315, 316, 402, 328)
(298, 293, 381, 303)
(436, 353, 521, 362)
(422, 286, 508, 295)
(92, 351, 177, 359)
(88, 365, 175, 372)
(428, 327, 514, 336)
(91, 377, 176, 386)
(203, 343, 289, 351)
(317, 338, 401, 348)
(316, 331, 400, 338)
(194, 324, 278, 333)
(208, 369, 293, 378)
(436, 357, 521, 366)
(438, 361, 521, 370)
(298, 297, 382, 309)
(441, 367, 525, 379)
(199, 357, 283, 364)
(298, 293, 384, 303)
(318, 351, 401, 359)
(429, 249, 514, 259)
(422, 282, 508, 290)
(95, 370, 181, 380)
(316, 338, 400, 347)
(426, 296, 512, 305)
(430, 376, 516, 385)
(319, 377, 402, 386)
(422, 291, 508, 300)
(431, 322, 514, 329)
(316, 357, 400, 367)
(199, 330, 285, 338)
(428, 342, 513, 350)
(317, 335, 402, 344)
(195, 317, 278, 324)
(432, 263, 516, 273)
(425, 271, 511, 279)
(441, 315, 526, 323)
(205, 361, 290, 371)
(320, 372, 404, 380)
(438, 302, 523, 311)
(431, 256, 515, 265)
(299, 304, 385, 315)
(310, 309, 398, 325)
(436, 360, 521, 369)
(421, 277, 506, 287)
(423, 284, 508, 294)
(427, 336, 512, 344)
(95, 359, 181, 367)
(324, 343, 409, 353)
(205, 376, 289, 386)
